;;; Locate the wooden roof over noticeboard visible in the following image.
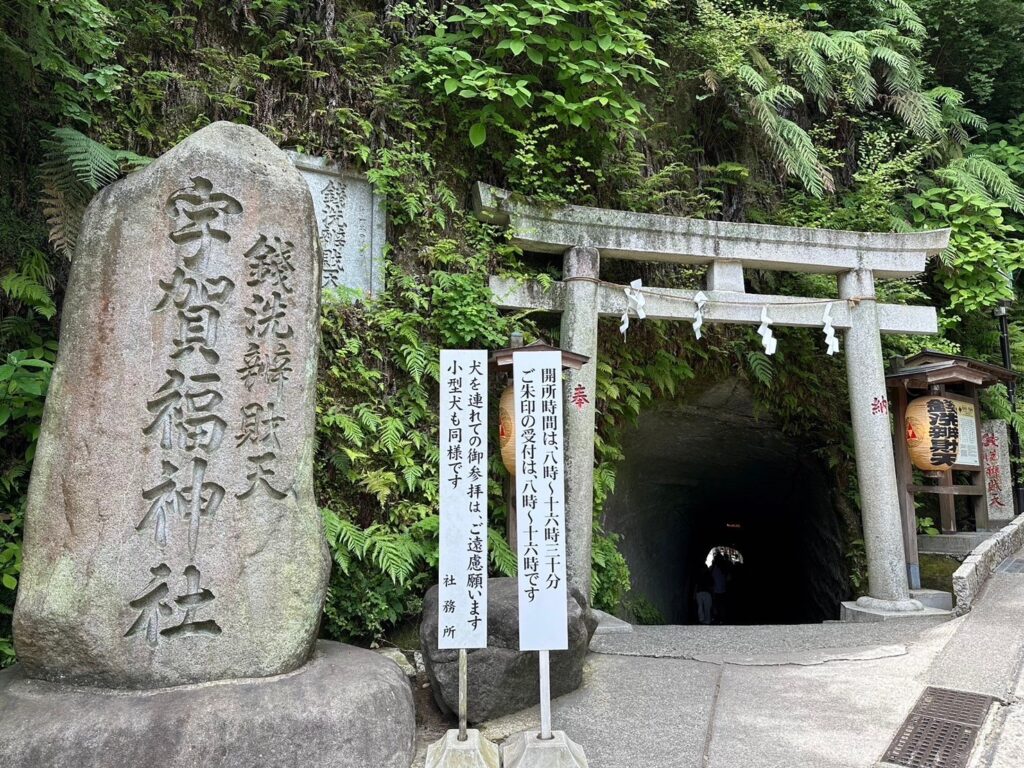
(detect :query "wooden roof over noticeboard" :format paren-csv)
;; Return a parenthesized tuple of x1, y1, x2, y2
(489, 340, 590, 372)
(886, 349, 1017, 389)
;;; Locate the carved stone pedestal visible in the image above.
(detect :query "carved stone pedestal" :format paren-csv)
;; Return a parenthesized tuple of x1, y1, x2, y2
(0, 641, 415, 768)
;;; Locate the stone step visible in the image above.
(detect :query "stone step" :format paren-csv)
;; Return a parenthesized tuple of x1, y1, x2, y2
(918, 532, 995, 557)
(911, 588, 954, 611)
(839, 600, 952, 624)
(590, 609, 633, 636)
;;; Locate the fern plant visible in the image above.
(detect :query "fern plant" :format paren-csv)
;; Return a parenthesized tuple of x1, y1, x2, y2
(689, 0, 990, 196)
(0, 218, 62, 669)
(1, 250, 56, 323)
(39, 128, 149, 258)
(745, 350, 775, 387)
(321, 509, 431, 585)
(934, 155, 1024, 213)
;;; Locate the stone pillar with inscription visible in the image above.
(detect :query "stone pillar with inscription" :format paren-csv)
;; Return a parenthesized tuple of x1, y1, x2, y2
(1, 122, 414, 768)
(982, 420, 1016, 525)
(287, 151, 386, 297)
(15, 121, 328, 688)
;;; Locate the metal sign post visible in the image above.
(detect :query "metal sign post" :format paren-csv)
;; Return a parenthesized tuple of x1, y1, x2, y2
(538, 649, 552, 740)
(459, 647, 468, 740)
(502, 349, 588, 768)
(426, 350, 499, 768)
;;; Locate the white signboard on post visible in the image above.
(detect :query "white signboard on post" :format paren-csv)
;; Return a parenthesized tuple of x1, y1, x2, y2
(514, 350, 568, 651)
(954, 399, 980, 467)
(438, 350, 489, 649)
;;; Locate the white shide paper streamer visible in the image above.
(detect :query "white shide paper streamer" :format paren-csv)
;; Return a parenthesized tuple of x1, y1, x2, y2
(758, 306, 777, 355)
(619, 279, 647, 338)
(692, 291, 708, 339)
(823, 304, 840, 356)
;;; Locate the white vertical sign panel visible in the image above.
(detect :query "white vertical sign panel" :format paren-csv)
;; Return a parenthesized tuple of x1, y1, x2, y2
(514, 350, 568, 651)
(955, 399, 980, 467)
(438, 350, 489, 649)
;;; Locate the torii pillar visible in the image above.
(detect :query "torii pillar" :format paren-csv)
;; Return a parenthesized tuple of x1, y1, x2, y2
(840, 269, 919, 611)
(561, 247, 601, 605)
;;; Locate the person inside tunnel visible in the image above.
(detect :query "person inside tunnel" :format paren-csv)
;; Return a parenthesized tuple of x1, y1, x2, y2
(705, 547, 744, 624)
(694, 562, 713, 625)
(603, 388, 848, 626)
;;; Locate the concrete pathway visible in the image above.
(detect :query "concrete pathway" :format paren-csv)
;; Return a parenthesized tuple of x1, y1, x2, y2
(961, 552, 1024, 768)
(930, 575, 1024, 700)
(973, 671, 1024, 768)
(476, 621, 956, 768)
(414, 547, 1024, 767)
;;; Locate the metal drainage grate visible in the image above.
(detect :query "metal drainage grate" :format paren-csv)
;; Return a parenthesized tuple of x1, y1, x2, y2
(883, 687, 993, 768)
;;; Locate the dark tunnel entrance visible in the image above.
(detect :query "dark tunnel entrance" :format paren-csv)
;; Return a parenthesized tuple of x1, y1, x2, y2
(603, 380, 848, 625)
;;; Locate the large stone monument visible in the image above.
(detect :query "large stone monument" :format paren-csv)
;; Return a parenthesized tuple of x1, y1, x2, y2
(0, 122, 415, 767)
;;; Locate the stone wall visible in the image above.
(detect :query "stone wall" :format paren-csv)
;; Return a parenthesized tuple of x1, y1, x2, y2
(951, 515, 1024, 616)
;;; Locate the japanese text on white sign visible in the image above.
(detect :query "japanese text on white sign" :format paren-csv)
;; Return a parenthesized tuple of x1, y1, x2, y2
(438, 350, 488, 649)
(954, 399, 980, 467)
(513, 350, 568, 651)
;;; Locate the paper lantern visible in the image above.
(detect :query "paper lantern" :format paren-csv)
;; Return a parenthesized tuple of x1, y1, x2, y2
(905, 396, 960, 471)
(499, 385, 516, 475)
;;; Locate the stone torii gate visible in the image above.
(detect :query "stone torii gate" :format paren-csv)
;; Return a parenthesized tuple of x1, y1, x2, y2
(473, 182, 951, 619)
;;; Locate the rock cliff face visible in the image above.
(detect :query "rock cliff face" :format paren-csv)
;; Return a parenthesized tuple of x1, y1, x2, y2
(603, 379, 847, 624)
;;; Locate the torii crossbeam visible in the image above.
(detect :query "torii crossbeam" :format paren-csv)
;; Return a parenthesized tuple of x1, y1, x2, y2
(474, 182, 951, 619)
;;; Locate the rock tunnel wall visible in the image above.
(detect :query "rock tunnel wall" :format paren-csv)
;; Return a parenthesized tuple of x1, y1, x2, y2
(603, 379, 847, 624)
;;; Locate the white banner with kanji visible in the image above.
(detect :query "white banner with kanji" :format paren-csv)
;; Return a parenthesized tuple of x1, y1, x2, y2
(438, 350, 488, 649)
(513, 350, 568, 651)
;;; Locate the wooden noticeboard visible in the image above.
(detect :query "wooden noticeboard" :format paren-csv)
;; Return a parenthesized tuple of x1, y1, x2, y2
(886, 351, 1017, 590)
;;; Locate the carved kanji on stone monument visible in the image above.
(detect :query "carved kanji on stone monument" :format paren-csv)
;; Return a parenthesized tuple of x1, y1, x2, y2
(12, 122, 329, 689)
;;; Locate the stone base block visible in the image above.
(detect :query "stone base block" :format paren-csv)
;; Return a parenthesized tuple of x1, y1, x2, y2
(840, 600, 951, 624)
(910, 588, 954, 611)
(918, 532, 994, 556)
(590, 609, 633, 636)
(425, 729, 500, 768)
(502, 730, 589, 768)
(0, 640, 415, 768)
